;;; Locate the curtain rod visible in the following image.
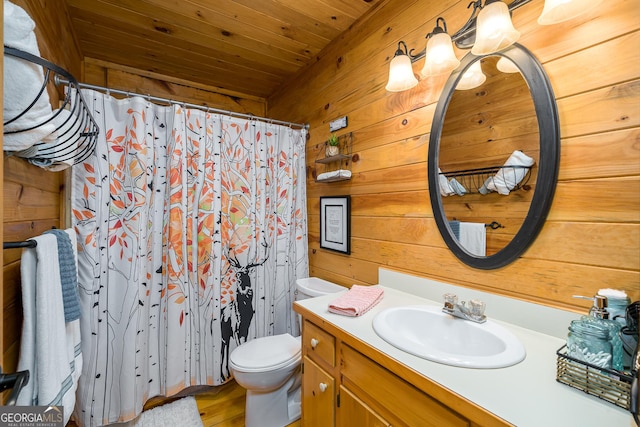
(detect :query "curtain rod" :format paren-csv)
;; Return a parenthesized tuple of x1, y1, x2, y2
(55, 76, 309, 131)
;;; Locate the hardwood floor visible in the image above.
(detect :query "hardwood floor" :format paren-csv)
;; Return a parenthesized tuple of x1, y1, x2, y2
(194, 380, 301, 427)
(67, 380, 302, 426)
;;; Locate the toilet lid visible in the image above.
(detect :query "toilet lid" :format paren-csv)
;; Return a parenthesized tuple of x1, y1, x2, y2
(230, 334, 301, 371)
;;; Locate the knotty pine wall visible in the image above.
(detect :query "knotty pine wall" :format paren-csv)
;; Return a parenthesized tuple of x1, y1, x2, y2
(267, 0, 640, 311)
(1, 0, 267, 374)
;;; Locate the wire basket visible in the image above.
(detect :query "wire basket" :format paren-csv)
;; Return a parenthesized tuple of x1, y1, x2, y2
(4, 46, 99, 165)
(439, 165, 532, 194)
(556, 344, 633, 410)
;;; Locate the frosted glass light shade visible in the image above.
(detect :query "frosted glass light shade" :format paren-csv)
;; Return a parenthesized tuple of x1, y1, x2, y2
(538, 0, 603, 25)
(386, 54, 419, 92)
(471, 1, 520, 56)
(456, 61, 486, 90)
(420, 32, 460, 78)
(496, 57, 520, 73)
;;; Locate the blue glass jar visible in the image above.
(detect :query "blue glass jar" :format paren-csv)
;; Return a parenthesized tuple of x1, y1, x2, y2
(567, 320, 612, 369)
(606, 296, 631, 327)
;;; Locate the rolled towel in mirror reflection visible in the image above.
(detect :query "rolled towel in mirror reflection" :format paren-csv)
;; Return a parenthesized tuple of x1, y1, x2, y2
(478, 176, 493, 195)
(487, 150, 535, 195)
(449, 178, 467, 196)
(438, 168, 454, 196)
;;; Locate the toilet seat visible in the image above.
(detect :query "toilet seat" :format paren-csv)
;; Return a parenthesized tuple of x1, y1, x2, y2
(230, 334, 301, 372)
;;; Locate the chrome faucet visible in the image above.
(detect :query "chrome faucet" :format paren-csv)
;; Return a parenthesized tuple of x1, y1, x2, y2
(442, 293, 487, 323)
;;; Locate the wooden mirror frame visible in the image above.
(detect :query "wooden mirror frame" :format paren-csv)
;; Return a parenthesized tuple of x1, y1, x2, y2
(428, 43, 560, 270)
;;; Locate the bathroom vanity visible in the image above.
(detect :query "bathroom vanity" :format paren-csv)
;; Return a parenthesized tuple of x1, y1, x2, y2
(293, 269, 633, 426)
(299, 314, 504, 426)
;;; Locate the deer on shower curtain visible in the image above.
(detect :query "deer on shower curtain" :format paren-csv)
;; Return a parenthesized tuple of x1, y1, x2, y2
(70, 91, 308, 426)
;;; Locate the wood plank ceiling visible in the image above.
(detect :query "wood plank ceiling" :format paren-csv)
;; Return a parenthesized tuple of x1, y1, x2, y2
(65, 0, 383, 99)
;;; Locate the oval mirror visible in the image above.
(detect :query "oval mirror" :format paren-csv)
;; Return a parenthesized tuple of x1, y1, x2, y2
(428, 43, 560, 269)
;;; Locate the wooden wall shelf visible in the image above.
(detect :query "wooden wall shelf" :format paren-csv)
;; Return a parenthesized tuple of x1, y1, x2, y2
(314, 132, 353, 183)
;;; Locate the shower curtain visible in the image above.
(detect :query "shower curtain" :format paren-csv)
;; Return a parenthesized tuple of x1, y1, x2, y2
(71, 90, 308, 426)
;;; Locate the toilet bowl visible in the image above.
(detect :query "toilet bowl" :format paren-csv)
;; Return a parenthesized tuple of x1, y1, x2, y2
(229, 277, 344, 427)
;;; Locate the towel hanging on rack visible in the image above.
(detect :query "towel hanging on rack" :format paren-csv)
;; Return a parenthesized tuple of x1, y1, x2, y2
(16, 233, 81, 425)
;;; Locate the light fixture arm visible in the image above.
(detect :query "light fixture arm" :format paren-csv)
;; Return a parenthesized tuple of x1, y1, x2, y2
(393, 41, 410, 58)
(406, 0, 533, 63)
(450, 0, 485, 48)
(430, 17, 449, 38)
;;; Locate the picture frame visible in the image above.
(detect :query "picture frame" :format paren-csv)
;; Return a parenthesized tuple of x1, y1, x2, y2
(320, 196, 351, 254)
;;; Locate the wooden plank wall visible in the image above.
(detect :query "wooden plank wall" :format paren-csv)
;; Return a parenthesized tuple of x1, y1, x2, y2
(1, 1, 267, 375)
(81, 58, 266, 117)
(1, 0, 4, 374)
(267, 0, 640, 312)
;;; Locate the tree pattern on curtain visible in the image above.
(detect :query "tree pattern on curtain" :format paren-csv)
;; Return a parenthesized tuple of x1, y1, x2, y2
(71, 91, 308, 426)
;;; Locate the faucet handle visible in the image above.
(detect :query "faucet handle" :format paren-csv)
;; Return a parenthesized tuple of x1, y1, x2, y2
(469, 299, 486, 319)
(443, 293, 458, 309)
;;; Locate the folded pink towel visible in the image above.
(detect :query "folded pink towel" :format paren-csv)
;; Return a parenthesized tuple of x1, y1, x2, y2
(328, 285, 384, 317)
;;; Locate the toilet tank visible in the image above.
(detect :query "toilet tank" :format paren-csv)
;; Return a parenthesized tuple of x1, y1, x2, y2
(295, 277, 344, 300)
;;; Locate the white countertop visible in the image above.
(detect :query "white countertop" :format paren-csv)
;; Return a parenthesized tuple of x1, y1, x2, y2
(295, 281, 634, 427)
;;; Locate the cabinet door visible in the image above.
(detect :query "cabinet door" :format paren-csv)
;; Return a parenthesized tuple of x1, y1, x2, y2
(337, 385, 390, 427)
(302, 356, 335, 426)
(341, 345, 469, 426)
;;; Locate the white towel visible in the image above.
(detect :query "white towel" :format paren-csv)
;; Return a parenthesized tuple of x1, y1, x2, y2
(438, 168, 454, 196)
(3, 0, 57, 151)
(458, 222, 486, 256)
(316, 169, 351, 181)
(486, 150, 535, 195)
(17, 108, 81, 171)
(16, 233, 80, 425)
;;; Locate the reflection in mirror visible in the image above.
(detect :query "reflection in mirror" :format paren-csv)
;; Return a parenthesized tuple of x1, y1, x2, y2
(428, 43, 560, 270)
(496, 57, 520, 74)
(438, 55, 539, 256)
(456, 60, 486, 91)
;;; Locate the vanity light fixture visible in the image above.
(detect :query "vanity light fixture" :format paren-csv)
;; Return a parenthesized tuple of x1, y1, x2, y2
(471, 0, 520, 56)
(386, 0, 600, 92)
(385, 41, 419, 92)
(538, 0, 603, 25)
(419, 18, 460, 78)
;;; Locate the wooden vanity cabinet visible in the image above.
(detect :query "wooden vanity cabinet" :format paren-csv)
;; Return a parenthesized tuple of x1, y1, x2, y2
(300, 316, 511, 427)
(301, 320, 336, 426)
(302, 355, 335, 426)
(340, 344, 467, 426)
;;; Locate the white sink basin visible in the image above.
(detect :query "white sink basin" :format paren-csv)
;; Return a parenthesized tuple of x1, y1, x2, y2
(373, 305, 526, 368)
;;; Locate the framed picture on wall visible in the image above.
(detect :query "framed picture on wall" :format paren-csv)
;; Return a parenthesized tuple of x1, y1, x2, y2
(320, 196, 351, 254)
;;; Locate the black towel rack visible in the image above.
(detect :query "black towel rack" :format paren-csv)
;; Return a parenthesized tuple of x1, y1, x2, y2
(3, 240, 37, 249)
(0, 369, 30, 406)
(3, 46, 99, 165)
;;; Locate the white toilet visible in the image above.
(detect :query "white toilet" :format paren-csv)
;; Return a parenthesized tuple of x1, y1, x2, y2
(229, 277, 344, 427)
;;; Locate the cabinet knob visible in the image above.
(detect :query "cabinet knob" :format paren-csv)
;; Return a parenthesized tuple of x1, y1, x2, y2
(310, 338, 319, 349)
(319, 382, 328, 392)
